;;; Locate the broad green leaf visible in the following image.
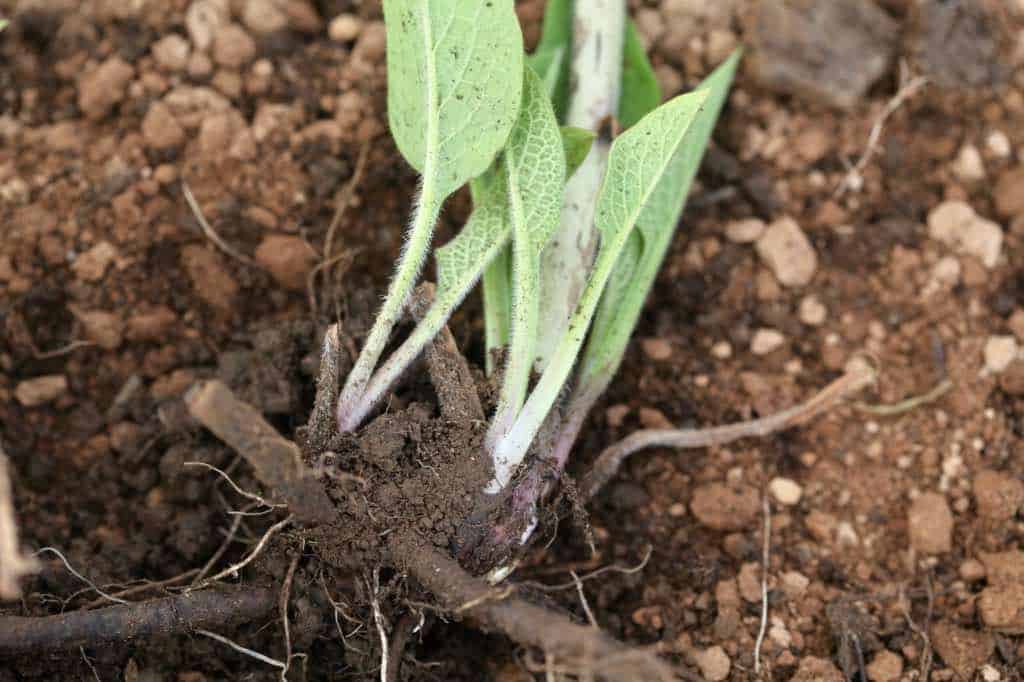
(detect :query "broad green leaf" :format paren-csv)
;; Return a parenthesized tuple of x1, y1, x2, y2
(488, 65, 566, 449)
(339, 0, 524, 430)
(618, 20, 662, 129)
(579, 50, 741, 394)
(561, 126, 595, 178)
(490, 86, 711, 486)
(0, 19, 8, 31)
(385, 0, 524, 197)
(527, 0, 572, 120)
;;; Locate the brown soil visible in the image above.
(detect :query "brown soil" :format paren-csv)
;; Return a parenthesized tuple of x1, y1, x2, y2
(3, 0, 1024, 680)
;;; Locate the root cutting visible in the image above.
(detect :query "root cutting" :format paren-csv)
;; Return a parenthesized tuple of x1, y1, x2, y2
(0, 587, 275, 656)
(581, 364, 875, 501)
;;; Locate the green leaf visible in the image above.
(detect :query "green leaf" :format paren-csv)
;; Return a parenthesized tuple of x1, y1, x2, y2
(339, 0, 524, 431)
(579, 49, 741, 393)
(618, 20, 662, 129)
(526, 0, 573, 120)
(487, 64, 566, 451)
(0, 19, 8, 31)
(490, 86, 711, 486)
(385, 0, 524, 197)
(561, 126, 595, 178)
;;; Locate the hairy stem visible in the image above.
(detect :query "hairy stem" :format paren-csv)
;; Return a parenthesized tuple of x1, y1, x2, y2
(535, 0, 625, 372)
(337, 189, 440, 431)
(481, 246, 511, 375)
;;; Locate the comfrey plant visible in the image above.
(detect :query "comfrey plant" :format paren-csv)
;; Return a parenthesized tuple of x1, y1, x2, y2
(335, 0, 739, 557)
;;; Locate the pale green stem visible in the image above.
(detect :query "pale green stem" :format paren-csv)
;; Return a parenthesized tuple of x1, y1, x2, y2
(487, 243, 619, 491)
(343, 298, 448, 430)
(337, 188, 440, 431)
(481, 246, 511, 376)
(535, 0, 625, 372)
(486, 159, 536, 449)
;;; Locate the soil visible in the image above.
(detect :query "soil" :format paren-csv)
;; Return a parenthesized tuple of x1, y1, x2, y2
(3, 0, 1024, 680)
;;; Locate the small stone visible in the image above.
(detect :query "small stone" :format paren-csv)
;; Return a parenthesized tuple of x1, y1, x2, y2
(756, 216, 817, 287)
(151, 34, 191, 72)
(995, 167, 1024, 219)
(737, 562, 761, 602)
(748, 0, 896, 110)
(328, 13, 362, 42)
(126, 305, 178, 342)
(927, 200, 1003, 268)
(78, 56, 135, 120)
(751, 328, 785, 355)
(866, 650, 903, 682)
(930, 623, 994, 680)
(781, 571, 810, 597)
(242, 0, 288, 34)
(791, 656, 844, 682)
(180, 244, 238, 312)
(15, 375, 68, 407)
(959, 558, 986, 582)
(141, 101, 185, 151)
(725, 218, 765, 243)
(930, 256, 962, 287)
(797, 294, 827, 326)
(984, 335, 1018, 374)
(605, 404, 629, 428)
(1009, 310, 1024, 342)
(974, 470, 1024, 520)
(979, 552, 1024, 585)
(197, 108, 246, 156)
(987, 130, 1011, 158)
(908, 492, 953, 554)
(188, 51, 214, 79)
(691, 483, 759, 531)
(212, 23, 257, 69)
(69, 307, 123, 350)
(693, 646, 730, 681)
(186, 0, 230, 51)
(981, 664, 1002, 682)
(769, 477, 802, 505)
(638, 407, 673, 429)
(793, 126, 831, 164)
(952, 144, 985, 181)
(979, 584, 1024, 633)
(641, 337, 672, 360)
(72, 241, 118, 281)
(710, 341, 732, 359)
(254, 234, 318, 290)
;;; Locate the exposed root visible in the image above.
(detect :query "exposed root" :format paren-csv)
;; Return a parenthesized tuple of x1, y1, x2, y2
(36, 547, 128, 606)
(191, 515, 293, 590)
(753, 494, 771, 676)
(369, 568, 389, 682)
(580, 364, 875, 502)
(855, 378, 952, 417)
(0, 587, 275, 655)
(196, 627, 287, 671)
(185, 380, 334, 526)
(387, 531, 679, 681)
(520, 546, 652, 592)
(385, 613, 417, 682)
(278, 542, 303, 681)
(834, 62, 928, 197)
(185, 461, 284, 511)
(182, 181, 260, 268)
(0, 444, 38, 600)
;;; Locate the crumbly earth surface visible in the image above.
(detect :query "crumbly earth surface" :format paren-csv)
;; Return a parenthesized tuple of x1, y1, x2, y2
(3, 0, 1024, 679)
